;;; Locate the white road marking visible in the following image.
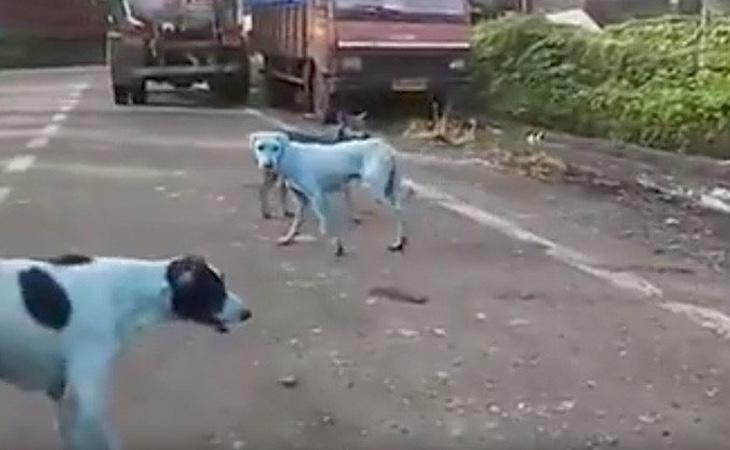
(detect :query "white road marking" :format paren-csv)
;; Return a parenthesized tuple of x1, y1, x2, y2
(0, 78, 89, 212)
(0, 187, 9, 204)
(71, 82, 91, 91)
(34, 161, 187, 180)
(40, 123, 61, 136)
(58, 98, 78, 106)
(661, 302, 730, 339)
(398, 152, 500, 170)
(244, 108, 291, 129)
(26, 136, 49, 149)
(51, 113, 68, 123)
(0, 129, 39, 139)
(3, 155, 36, 173)
(0, 116, 49, 128)
(404, 179, 663, 298)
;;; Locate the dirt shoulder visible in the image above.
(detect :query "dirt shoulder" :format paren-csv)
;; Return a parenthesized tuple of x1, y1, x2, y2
(383, 118, 730, 276)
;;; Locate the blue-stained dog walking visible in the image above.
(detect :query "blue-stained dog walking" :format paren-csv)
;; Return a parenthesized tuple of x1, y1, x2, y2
(0, 254, 251, 450)
(258, 112, 370, 221)
(249, 131, 408, 256)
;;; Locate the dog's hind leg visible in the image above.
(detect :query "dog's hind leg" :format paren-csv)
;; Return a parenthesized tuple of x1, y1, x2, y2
(367, 161, 407, 252)
(277, 189, 307, 246)
(383, 190, 407, 253)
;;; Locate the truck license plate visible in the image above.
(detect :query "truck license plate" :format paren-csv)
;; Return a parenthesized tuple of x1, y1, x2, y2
(391, 78, 428, 92)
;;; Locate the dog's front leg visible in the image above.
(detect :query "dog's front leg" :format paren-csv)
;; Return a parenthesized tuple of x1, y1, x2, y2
(259, 170, 277, 220)
(278, 178, 295, 218)
(277, 189, 307, 246)
(311, 193, 344, 257)
(59, 345, 121, 450)
(343, 184, 362, 225)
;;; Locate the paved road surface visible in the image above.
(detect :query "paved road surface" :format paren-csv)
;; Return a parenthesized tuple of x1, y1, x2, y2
(0, 67, 728, 450)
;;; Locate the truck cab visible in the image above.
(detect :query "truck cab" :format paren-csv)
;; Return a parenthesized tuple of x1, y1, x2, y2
(105, 0, 250, 105)
(251, 0, 471, 122)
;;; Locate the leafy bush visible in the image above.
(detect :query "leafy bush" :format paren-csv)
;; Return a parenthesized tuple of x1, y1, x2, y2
(470, 15, 730, 156)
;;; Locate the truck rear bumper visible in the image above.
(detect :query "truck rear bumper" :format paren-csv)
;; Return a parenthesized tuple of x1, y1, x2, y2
(131, 62, 242, 78)
(331, 74, 471, 95)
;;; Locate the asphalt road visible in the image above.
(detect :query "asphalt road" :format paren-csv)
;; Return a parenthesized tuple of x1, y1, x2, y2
(0, 67, 728, 450)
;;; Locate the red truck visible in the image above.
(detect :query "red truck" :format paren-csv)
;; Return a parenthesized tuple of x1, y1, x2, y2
(105, 0, 250, 105)
(250, 0, 472, 122)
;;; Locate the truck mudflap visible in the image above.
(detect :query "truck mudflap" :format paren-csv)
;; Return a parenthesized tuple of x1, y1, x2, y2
(132, 62, 242, 77)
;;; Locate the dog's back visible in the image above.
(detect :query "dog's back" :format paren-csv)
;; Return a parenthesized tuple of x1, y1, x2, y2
(285, 137, 397, 187)
(283, 129, 342, 144)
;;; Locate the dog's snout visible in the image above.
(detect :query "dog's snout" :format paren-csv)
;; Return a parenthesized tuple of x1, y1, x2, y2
(262, 162, 273, 169)
(240, 309, 252, 322)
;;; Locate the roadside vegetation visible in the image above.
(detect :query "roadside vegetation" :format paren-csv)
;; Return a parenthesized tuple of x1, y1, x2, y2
(470, 15, 730, 158)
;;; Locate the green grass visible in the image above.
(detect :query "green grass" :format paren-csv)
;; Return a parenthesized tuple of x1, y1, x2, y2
(469, 15, 730, 158)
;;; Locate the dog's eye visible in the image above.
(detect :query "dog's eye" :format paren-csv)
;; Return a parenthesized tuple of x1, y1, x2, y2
(256, 144, 264, 152)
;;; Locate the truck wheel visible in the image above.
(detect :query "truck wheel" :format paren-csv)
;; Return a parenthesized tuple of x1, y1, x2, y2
(265, 75, 294, 107)
(113, 85, 130, 105)
(312, 69, 336, 124)
(130, 82, 147, 105)
(214, 70, 250, 104)
(427, 91, 449, 121)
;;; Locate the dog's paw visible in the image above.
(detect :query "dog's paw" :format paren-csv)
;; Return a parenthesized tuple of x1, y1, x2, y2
(276, 237, 294, 246)
(387, 237, 408, 253)
(283, 210, 295, 218)
(333, 239, 345, 257)
(261, 212, 273, 220)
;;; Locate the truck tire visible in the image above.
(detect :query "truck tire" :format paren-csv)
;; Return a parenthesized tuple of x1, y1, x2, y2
(130, 82, 147, 105)
(113, 85, 130, 105)
(213, 69, 250, 104)
(311, 69, 336, 124)
(265, 75, 295, 108)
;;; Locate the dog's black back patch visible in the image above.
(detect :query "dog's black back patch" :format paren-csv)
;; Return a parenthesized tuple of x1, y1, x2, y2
(39, 254, 93, 266)
(18, 268, 72, 331)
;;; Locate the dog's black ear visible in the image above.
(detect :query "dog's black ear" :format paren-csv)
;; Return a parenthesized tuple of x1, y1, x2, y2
(168, 255, 204, 286)
(166, 255, 226, 325)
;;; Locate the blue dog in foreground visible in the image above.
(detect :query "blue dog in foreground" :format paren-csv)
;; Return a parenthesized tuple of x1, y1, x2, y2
(0, 254, 250, 450)
(249, 131, 407, 256)
(259, 113, 370, 221)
